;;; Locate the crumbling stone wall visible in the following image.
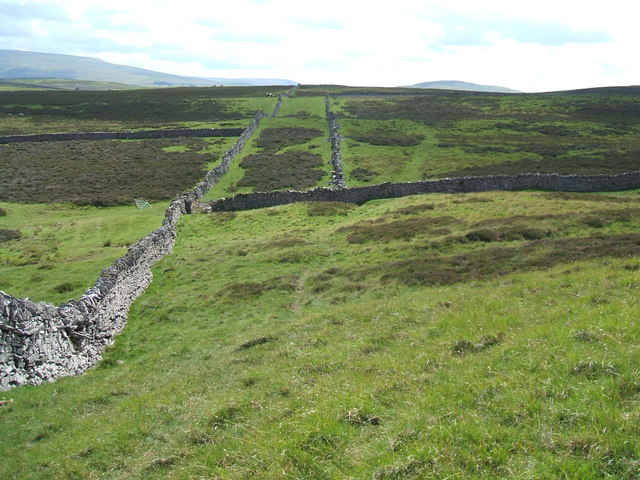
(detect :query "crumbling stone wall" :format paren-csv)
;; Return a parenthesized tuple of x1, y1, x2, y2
(0, 128, 243, 144)
(208, 171, 640, 211)
(326, 94, 345, 188)
(0, 111, 266, 391)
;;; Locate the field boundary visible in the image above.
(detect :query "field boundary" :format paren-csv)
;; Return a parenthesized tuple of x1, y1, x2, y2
(206, 171, 640, 211)
(326, 94, 345, 187)
(0, 128, 244, 144)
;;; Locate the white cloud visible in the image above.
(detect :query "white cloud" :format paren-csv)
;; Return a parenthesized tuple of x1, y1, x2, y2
(0, 0, 638, 91)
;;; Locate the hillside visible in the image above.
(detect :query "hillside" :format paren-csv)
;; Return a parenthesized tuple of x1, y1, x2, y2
(1, 85, 640, 478)
(0, 50, 296, 88)
(408, 80, 521, 93)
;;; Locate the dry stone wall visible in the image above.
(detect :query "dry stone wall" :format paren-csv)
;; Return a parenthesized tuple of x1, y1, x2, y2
(209, 171, 640, 211)
(0, 128, 243, 144)
(326, 94, 346, 188)
(0, 111, 266, 391)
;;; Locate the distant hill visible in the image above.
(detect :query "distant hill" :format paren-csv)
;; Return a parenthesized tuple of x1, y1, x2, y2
(0, 50, 296, 88)
(407, 80, 520, 93)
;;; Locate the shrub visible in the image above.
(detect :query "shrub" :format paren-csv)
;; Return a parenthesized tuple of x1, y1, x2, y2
(0, 207, 6, 216)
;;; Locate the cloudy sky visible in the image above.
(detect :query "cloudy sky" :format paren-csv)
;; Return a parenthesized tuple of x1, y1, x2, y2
(1, 0, 638, 92)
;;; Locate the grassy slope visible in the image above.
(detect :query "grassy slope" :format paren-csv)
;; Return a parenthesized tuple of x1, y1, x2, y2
(0, 202, 167, 303)
(2, 191, 640, 479)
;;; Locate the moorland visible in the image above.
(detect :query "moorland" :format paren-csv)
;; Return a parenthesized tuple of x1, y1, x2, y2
(1, 84, 640, 479)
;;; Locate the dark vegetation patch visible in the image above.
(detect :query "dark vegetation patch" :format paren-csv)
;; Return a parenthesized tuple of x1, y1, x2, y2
(0, 139, 214, 205)
(52, 282, 76, 294)
(0, 86, 275, 129)
(0, 229, 21, 242)
(495, 121, 580, 136)
(451, 196, 493, 204)
(262, 237, 307, 249)
(350, 129, 425, 146)
(486, 207, 638, 230)
(336, 216, 463, 244)
(391, 203, 436, 215)
(380, 233, 640, 287)
(341, 408, 381, 426)
(307, 202, 356, 216)
(0, 207, 6, 216)
(463, 227, 550, 242)
(349, 167, 379, 182)
(436, 149, 640, 177)
(208, 405, 244, 428)
(452, 333, 504, 356)
(255, 127, 323, 152)
(341, 95, 493, 125)
(238, 150, 324, 191)
(237, 336, 277, 350)
(572, 360, 618, 378)
(219, 276, 297, 301)
(536, 192, 640, 203)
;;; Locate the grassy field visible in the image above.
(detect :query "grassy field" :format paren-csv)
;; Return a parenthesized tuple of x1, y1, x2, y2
(2, 191, 640, 478)
(2, 85, 640, 479)
(0, 202, 166, 303)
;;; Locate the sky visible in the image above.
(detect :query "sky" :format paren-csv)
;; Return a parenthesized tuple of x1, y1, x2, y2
(0, 0, 638, 92)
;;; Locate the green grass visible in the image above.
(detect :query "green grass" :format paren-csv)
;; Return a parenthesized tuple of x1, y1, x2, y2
(2, 191, 640, 478)
(0, 202, 166, 303)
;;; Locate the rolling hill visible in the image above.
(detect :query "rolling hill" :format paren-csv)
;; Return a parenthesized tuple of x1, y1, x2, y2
(408, 80, 521, 93)
(0, 50, 297, 88)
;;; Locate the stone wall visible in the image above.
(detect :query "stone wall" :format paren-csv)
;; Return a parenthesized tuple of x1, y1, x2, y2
(0, 128, 244, 144)
(0, 111, 267, 391)
(269, 85, 298, 118)
(326, 94, 346, 188)
(209, 171, 640, 211)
